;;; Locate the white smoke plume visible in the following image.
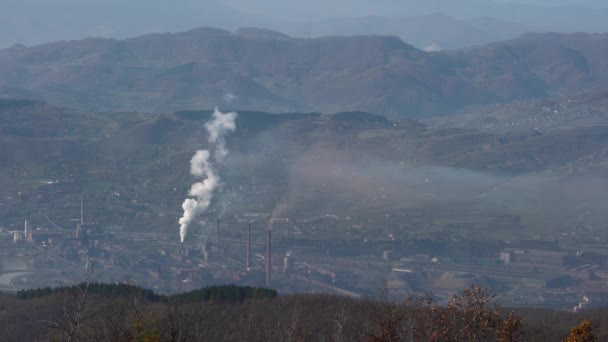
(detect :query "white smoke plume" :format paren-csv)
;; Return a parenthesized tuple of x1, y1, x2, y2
(179, 108, 238, 243)
(205, 107, 237, 162)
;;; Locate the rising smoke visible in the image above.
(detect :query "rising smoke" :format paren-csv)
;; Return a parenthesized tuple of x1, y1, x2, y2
(178, 108, 238, 243)
(205, 107, 237, 162)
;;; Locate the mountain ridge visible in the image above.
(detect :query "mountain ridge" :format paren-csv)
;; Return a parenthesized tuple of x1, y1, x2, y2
(2, 0, 600, 49)
(1, 29, 607, 118)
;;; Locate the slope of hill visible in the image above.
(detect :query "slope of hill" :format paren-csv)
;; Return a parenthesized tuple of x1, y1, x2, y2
(425, 91, 608, 132)
(3, 101, 608, 239)
(1, 30, 607, 118)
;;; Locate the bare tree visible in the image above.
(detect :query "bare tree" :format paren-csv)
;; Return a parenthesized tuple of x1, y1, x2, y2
(43, 276, 94, 342)
(94, 295, 160, 342)
(331, 306, 348, 342)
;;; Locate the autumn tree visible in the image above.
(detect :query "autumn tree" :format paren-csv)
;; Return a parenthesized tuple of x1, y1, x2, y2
(566, 320, 596, 342)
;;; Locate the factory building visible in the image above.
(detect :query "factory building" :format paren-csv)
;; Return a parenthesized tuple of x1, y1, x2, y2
(501, 248, 568, 268)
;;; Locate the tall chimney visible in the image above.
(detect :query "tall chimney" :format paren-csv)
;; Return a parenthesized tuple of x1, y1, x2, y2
(24, 220, 28, 237)
(216, 218, 221, 255)
(80, 193, 84, 225)
(246, 223, 251, 271)
(266, 229, 271, 287)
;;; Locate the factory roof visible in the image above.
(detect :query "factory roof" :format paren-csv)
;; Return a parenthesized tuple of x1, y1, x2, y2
(513, 249, 568, 258)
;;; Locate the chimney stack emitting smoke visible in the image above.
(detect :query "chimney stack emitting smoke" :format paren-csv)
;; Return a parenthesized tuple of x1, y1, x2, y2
(266, 229, 272, 287)
(178, 108, 237, 243)
(246, 223, 251, 271)
(80, 193, 84, 225)
(216, 218, 221, 255)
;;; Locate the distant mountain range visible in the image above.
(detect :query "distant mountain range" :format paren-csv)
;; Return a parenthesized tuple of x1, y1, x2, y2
(0, 0, 256, 48)
(3, 0, 608, 50)
(1, 29, 607, 118)
(0, 2, 539, 52)
(223, 0, 608, 32)
(284, 13, 541, 51)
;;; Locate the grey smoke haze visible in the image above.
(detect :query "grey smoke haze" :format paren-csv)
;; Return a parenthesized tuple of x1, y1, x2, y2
(275, 153, 608, 238)
(268, 148, 505, 218)
(219, 124, 608, 239)
(2, 0, 607, 49)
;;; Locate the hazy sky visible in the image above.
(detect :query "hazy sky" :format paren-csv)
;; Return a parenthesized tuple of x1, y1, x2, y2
(221, 0, 608, 18)
(1, 0, 607, 48)
(496, 0, 607, 6)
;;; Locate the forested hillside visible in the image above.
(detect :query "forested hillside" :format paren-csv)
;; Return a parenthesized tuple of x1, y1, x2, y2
(0, 283, 605, 341)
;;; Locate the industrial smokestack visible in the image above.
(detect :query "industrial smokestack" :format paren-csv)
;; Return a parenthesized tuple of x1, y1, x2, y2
(24, 220, 28, 237)
(283, 255, 293, 274)
(246, 223, 251, 271)
(217, 218, 221, 255)
(266, 229, 271, 287)
(80, 193, 84, 225)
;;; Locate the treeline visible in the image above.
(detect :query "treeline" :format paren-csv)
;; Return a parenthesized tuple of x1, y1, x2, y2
(16, 283, 277, 303)
(170, 284, 277, 304)
(2, 284, 607, 341)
